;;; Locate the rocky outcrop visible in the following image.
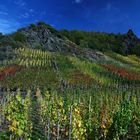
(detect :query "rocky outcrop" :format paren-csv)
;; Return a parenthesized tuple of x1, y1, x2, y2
(17, 23, 106, 60)
(18, 23, 72, 52)
(123, 29, 140, 54)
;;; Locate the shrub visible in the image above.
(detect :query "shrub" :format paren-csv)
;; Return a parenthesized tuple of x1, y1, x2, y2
(12, 32, 27, 43)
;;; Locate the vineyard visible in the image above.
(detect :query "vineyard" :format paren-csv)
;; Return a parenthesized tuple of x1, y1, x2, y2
(0, 47, 140, 139)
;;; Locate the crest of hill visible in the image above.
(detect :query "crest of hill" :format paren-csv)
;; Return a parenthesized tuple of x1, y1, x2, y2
(13, 22, 78, 53)
(60, 28, 140, 56)
(10, 22, 107, 60)
(0, 22, 140, 57)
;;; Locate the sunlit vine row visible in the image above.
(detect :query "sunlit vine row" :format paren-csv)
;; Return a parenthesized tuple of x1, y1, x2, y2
(14, 48, 53, 60)
(1, 87, 140, 140)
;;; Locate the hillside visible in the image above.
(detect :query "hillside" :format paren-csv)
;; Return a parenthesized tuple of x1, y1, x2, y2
(60, 29, 140, 56)
(0, 22, 140, 140)
(0, 22, 139, 89)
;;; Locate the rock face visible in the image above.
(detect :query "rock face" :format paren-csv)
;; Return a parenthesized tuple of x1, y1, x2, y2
(17, 23, 106, 60)
(18, 23, 71, 52)
(124, 29, 140, 54)
(18, 23, 99, 58)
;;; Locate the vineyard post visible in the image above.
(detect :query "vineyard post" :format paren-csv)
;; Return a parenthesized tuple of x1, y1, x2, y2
(89, 97, 92, 124)
(69, 105, 73, 140)
(47, 117, 50, 140)
(10, 134, 12, 140)
(57, 111, 60, 140)
(0, 92, 3, 134)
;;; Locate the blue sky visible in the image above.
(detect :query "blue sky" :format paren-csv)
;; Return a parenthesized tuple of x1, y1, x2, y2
(0, 0, 140, 36)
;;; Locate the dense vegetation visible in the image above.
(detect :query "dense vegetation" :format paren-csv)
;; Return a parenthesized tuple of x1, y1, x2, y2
(60, 30, 123, 53)
(0, 47, 140, 139)
(60, 29, 140, 56)
(1, 87, 140, 140)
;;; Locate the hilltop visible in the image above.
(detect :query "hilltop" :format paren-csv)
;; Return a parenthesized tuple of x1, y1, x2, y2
(0, 22, 140, 56)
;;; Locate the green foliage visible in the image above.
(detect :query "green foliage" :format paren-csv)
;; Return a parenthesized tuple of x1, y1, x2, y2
(1, 88, 140, 140)
(107, 98, 133, 139)
(132, 43, 140, 56)
(29, 23, 37, 30)
(34, 44, 45, 51)
(60, 30, 129, 55)
(5, 89, 32, 139)
(0, 35, 23, 49)
(0, 46, 14, 61)
(79, 40, 88, 48)
(12, 32, 27, 42)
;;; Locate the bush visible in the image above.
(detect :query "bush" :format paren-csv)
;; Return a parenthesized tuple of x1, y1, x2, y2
(132, 44, 140, 56)
(29, 24, 37, 30)
(12, 32, 27, 43)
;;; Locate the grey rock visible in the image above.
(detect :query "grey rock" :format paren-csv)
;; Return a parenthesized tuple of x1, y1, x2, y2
(124, 29, 140, 54)
(19, 24, 70, 52)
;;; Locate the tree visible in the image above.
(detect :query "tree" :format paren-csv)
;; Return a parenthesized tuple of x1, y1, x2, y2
(132, 44, 140, 56)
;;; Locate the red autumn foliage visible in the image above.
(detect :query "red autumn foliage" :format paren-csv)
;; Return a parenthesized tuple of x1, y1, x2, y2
(69, 70, 94, 86)
(68, 70, 103, 87)
(0, 65, 22, 80)
(101, 64, 140, 81)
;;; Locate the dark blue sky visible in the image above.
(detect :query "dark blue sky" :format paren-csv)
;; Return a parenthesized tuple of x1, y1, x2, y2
(0, 0, 140, 36)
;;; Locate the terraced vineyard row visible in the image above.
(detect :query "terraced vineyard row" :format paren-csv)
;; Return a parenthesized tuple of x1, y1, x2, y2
(0, 48, 54, 67)
(0, 87, 140, 140)
(0, 48, 140, 139)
